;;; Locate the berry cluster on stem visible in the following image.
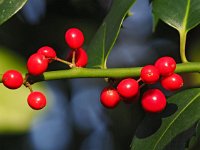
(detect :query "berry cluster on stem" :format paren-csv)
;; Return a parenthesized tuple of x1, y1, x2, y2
(1, 28, 88, 110)
(0, 27, 193, 113)
(100, 56, 183, 113)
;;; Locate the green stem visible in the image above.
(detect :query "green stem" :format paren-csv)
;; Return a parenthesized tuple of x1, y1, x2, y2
(43, 62, 200, 79)
(179, 30, 188, 63)
(0, 62, 199, 83)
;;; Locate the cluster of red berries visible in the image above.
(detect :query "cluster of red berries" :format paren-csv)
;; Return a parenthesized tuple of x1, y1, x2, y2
(100, 56, 183, 113)
(2, 69, 47, 110)
(65, 28, 88, 67)
(1, 27, 183, 113)
(1, 28, 88, 110)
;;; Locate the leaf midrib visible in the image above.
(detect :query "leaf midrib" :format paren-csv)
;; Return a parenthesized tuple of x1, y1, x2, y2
(180, 0, 190, 32)
(153, 92, 200, 150)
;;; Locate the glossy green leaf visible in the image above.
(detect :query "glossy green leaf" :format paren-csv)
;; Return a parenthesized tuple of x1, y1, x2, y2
(187, 136, 197, 149)
(0, 0, 27, 25)
(195, 120, 200, 137)
(185, 120, 200, 149)
(152, 12, 159, 32)
(189, 120, 200, 149)
(131, 88, 200, 150)
(152, 0, 200, 32)
(87, 0, 136, 68)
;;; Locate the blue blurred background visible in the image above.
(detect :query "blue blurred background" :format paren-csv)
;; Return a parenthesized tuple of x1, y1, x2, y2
(0, 0, 200, 149)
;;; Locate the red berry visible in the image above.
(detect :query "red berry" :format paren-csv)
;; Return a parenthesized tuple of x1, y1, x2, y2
(141, 89, 166, 113)
(117, 78, 139, 98)
(100, 87, 120, 108)
(2, 70, 23, 89)
(155, 56, 176, 76)
(27, 91, 47, 110)
(75, 48, 88, 67)
(140, 65, 160, 84)
(65, 28, 84, 49)
(37, 46, 56, 62)
(67, 48, 88, 67)
(161, 73, 183, 91)
(27, 53, 48, 76)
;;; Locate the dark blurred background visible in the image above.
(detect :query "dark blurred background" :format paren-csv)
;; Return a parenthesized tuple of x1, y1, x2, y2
(0, 0, 200, 150)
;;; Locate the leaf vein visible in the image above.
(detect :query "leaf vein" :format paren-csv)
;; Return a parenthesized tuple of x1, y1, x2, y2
(181, 0, 191, 31)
